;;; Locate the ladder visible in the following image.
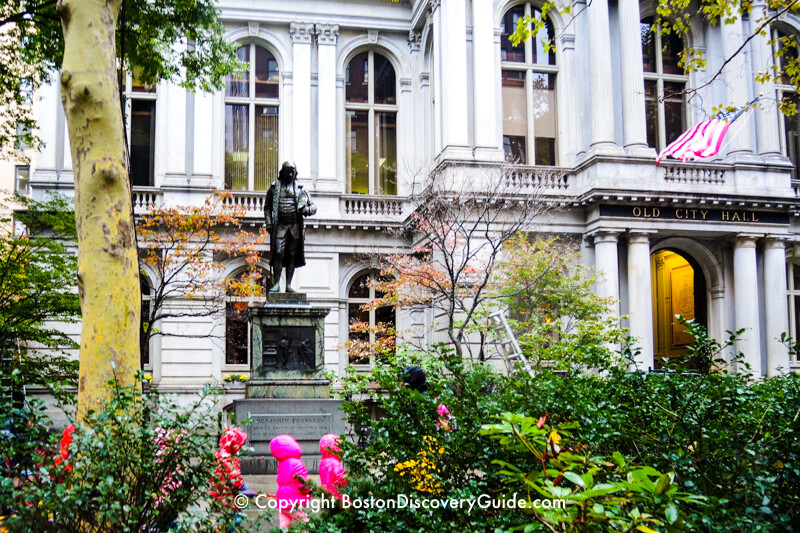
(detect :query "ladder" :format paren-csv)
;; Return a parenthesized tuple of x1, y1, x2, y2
(488, 310, 535, 377)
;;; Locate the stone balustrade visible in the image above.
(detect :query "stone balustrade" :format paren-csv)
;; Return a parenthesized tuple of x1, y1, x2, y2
(661, 162, 727, 185)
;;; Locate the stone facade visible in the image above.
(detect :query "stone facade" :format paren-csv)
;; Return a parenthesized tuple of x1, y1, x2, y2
(14, 0, 800, 403)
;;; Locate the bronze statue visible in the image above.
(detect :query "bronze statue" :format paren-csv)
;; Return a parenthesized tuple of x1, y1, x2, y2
(265, 161, 317, 292)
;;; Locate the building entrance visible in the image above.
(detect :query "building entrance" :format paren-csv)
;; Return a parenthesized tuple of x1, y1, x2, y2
(651, 249, 707, 367)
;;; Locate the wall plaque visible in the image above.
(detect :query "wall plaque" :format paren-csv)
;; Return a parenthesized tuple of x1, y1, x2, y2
(599, 204, 789, 225)
(261, 326, 316, 373)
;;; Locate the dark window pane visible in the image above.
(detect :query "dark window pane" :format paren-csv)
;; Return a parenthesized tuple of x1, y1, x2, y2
(140, 277, 151, 367)
(663, 81, 686, 146)
(376, 112, 397, 195)
(255, 46, 279, 99)
(226, 303, 249, 365)
(349, 273, 370, 298)
(641, 19, 656, 73)
(374, 53, 396, 104)
(375, 306, 395, 329)
(532, 73, 556, 165)
(226, 46, 250, 98)
(531, 9, 556, 66)
(346, 52, 369, 103)
(501, 5, 525, 63)
(793, 263, 800, 292)
(254, 106, 279, 191)
(784, 92, 800, 178)
(346, 110, 369, 194)
(130, 100, 156, 187)
(225, 104, 249, 190)
(778, 31, 799, 85)
(645, 80, 658, 148)
(504, 136, 527, 164)
(662, 32, 685, 75)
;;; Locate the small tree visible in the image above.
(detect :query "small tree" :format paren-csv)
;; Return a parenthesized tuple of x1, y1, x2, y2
(0, 193, 79, 394)
(368, 164, 560, 359)
(137, 191, 267, 365)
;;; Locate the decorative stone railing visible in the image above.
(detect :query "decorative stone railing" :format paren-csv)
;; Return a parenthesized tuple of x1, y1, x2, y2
(505, 166, 570, 191)
(223, 191, 266, 215)
(132, 189, 163, 213)
(340, 195, 407, 219)
(661, 163, 726, 185)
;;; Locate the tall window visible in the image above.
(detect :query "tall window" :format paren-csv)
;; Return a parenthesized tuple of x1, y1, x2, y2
(140, 275, 153, 368)
(500, 3, 558, 166)
(641, 17, 687, 151)
(774, 28, 800, 178)
(347, 271, 395, 366)
(14, 165, 29, 194)
(787, 262, 800, 367)
(225, 269, 268, 366)
(225, 44, 280, 191)
(126, 69, 156, 187)
(345, 51, 397, 195)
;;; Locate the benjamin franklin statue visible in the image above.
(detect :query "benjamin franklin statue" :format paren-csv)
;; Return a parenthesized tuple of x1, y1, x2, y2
(265, 161, 317, 292)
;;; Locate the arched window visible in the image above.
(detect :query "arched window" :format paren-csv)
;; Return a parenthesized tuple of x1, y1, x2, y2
(347, 271, 396, 365)
(773, 28, 800, 178)
(224, 43, 280, 191)
(225, 269, 269, 366)
(500, 3, 558, 166)
(345, 51, 398, 195)
(126, 68, 156, 187)
(641, 17, 687, 151)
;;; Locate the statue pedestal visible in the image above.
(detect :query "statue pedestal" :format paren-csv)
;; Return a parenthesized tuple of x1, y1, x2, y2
(225, 293, 345, 474)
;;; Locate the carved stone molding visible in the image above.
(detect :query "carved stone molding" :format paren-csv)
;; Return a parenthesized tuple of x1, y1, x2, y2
(408, 30, 421, 52)
(315, 23, 339, 45)
(289, 22, 315, 44)
(368, 29, 379, 44)
(248, 22, 259, 37)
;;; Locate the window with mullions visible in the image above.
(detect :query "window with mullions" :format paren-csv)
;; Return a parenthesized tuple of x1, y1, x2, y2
(773, 28, 800, 179)
(347, 272, 396, 366)
(787, 262, 800, 367)
(345, 51, 398, 195)
(225, 269, 269, 366)
(14, 166, 29, 194)
(126, 68, 157, 187)
(500, 3, 558, 166)
(225, 44, 280, 191)
(641, 17, 687, 152)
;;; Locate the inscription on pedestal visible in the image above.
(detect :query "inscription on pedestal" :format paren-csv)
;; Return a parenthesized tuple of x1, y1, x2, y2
(249, 414, 331, 441)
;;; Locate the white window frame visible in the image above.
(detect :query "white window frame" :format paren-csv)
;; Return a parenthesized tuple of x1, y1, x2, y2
(345, 50, 399, 195)
(224, 42, 280, 191)
(14, 165, 29, 194)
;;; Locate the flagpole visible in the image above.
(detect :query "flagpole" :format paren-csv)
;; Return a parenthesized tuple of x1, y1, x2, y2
(716, 94, 762, 155)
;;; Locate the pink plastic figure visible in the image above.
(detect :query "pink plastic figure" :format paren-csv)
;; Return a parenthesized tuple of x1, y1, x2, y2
(269, 434, 311, 529)
(319, 433, 347, 499)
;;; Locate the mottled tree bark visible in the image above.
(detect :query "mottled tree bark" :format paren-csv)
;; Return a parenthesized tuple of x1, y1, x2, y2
(59, 0, 139, 416)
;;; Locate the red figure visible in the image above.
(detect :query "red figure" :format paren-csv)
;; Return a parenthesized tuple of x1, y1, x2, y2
(269, 434, 310, 529)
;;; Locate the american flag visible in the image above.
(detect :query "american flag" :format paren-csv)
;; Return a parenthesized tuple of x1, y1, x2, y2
(655, 103, 755, 164)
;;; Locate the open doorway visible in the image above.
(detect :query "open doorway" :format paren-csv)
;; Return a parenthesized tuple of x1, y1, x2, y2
(651, 249, 708, 368)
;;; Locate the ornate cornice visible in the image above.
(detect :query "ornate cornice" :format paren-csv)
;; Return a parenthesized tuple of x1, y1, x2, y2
(315, 23, 339, 45)
(408, 30, 421, 52)
(289, 22, 315, 44)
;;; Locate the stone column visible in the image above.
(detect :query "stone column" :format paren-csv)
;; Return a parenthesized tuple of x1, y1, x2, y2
(618, 0, 650, 154)
(432, 0, 470, 158)
(721, 17, 752, 155)
(627, 233, 655, 369)
(734, 235, 762, 375)
(594, 231, 621, 316)
(315, 24, 339, 182)
(751, 3, 782, 157)
(587, 0, 617, 150)
(290, 22, 314, 178)
(472, 0, 501, 159)
(763, 237, 790, 375)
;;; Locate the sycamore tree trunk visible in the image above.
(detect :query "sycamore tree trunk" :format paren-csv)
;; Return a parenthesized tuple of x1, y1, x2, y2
(59, 0, 140, 416)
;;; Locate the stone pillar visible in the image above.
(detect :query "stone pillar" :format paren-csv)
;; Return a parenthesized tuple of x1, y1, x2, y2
(315, 24, 339, 182)
(587, 0, 617, 150)
(618, 0, 650, 154)
(734, 235, 762, 375)
(627, 233, 655, 369)
(751, 3, 782, 157)
(290, 22, 314, 178)
(721, 17, 753, 155)
(763, 237, 790, 375)
(594, 231, 621, 316)
(472, 0, 501, 159)
(432, 0, 470, 157)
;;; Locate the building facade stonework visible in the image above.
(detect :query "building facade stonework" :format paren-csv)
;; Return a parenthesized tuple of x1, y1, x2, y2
(16, 0, 800, 399)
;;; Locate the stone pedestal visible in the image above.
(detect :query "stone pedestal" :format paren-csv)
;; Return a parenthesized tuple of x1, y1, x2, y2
(225, 293, 346, 474)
